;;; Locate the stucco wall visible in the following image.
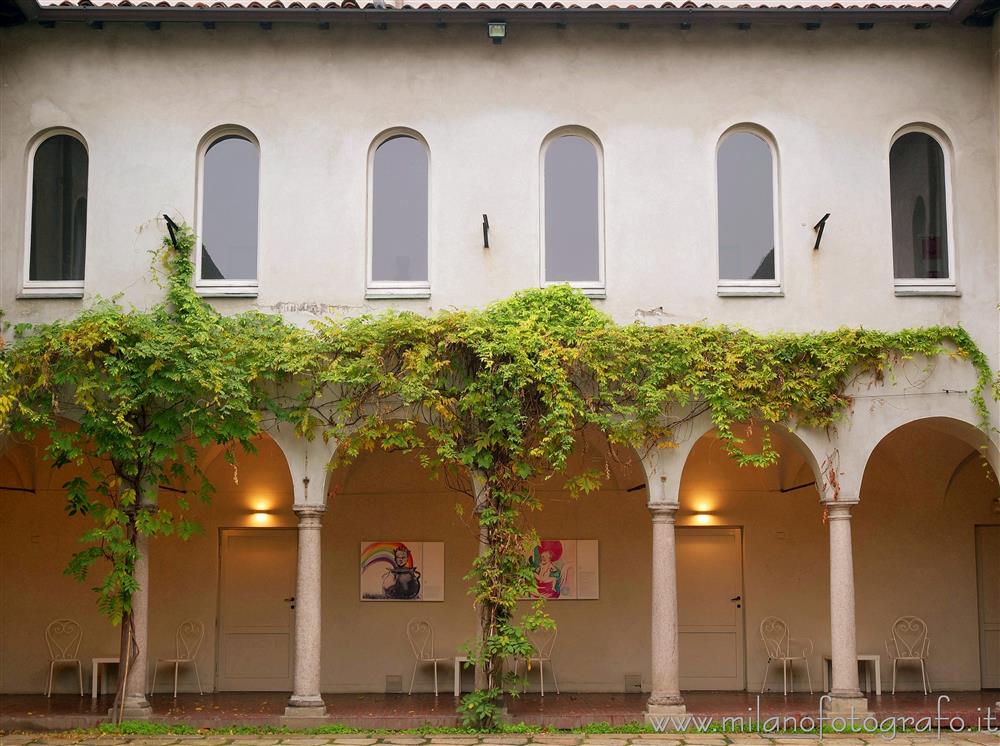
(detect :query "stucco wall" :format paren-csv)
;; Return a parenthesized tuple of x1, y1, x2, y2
(2, 422, 998, 695)
(678, 424, 1000, 694)
(0, 21, 997, 365)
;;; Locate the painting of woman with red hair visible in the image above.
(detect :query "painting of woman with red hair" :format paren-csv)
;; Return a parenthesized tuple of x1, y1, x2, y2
(530, 540, 565, 599)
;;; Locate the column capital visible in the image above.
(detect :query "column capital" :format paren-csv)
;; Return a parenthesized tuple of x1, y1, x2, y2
(293, 504, 326, 526)
(648, 502, 679, 523)
(823, 500, 858, 520)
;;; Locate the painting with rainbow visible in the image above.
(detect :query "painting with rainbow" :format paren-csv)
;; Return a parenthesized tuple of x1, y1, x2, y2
(359, 541, 445, 601)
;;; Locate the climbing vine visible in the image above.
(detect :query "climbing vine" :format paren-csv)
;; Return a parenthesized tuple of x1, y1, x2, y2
(0, 222, 305, 716)
(0, 219, 994, 728)
(286, 282, 993, 726)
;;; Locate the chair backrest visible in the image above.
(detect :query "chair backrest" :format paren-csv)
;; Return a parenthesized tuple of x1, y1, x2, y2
(760, 616, 789, 658)
(890, 616, 929, 658)
(45, 619, 83, 660)
(175, 620, 205, 661)
(527, 626, 557, 659)
(406, 619, 434, 661)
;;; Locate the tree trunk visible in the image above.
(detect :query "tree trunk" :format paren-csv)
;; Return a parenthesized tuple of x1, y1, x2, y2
(111, 613, 138, 723)
(111, 516, 140, 723)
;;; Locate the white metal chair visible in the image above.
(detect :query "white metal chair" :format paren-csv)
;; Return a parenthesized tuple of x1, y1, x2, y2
(406, 619, 451, 696)
(759, 616, 813, 695)
(44, 619, 84, 696)
(515, 627, 560, 696)
(150, 620, 204, 697)
(886, 615, 931, 694)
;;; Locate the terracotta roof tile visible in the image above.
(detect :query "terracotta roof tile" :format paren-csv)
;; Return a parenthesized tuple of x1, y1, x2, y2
(34, 0, 955, 10)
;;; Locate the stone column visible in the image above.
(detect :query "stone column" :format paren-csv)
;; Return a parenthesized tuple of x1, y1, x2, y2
(117, 529, 152, 718)
(285, 504, 327, 717)
(826, 501, 867, 713)
(645, 502, 686, 721)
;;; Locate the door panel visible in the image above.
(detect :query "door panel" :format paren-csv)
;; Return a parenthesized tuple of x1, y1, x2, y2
(217, 529, 297, 691)
(976, 526, 1000, 688)
(677, 527, 745, 690)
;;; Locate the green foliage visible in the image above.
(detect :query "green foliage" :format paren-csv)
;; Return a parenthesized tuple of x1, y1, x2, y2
(2, 221, 994, 728)
(0, 223, 288, 627)
(98, 721, 200, 735)
(291, 284, 993, 726)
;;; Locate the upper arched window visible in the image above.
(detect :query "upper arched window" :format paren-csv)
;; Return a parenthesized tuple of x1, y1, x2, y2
(198, 130, 260, 293)
(368, 132, 430, 298)
(542, 131, 604, 295)
(716, 128, 779, 295)
(24, 131, 88, 294)
(890, 129, 954, 292)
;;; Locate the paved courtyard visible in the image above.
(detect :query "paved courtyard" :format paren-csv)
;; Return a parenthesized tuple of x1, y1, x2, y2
(6, 693, 1000, 734)
(4, 734, 1000, 746)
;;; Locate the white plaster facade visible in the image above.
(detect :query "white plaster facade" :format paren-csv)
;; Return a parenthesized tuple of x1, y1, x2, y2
(3, 0, 1000, 721)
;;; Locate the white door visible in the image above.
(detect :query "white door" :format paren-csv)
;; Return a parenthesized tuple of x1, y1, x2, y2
(676, 527, 745, 690)
(976, 526, 1000, 688)
(217, 528, 297, 691)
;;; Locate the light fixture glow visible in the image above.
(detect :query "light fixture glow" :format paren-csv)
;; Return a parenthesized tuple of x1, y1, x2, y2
(487, 21, 507, 44)
(250, 512, 273, 525)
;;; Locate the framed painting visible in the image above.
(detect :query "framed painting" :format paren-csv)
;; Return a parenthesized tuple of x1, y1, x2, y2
(360, 541, 445, 601)
(527, 539, 599, 600)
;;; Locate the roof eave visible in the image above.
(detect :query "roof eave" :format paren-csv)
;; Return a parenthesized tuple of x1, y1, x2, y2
(29, 4, 971, 25)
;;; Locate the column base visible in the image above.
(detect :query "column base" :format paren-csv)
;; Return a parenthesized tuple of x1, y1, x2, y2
(644, 695, 687, 728)
(283, 694, 328, 723)
(108, 694, 152, 721)
(826, 693, 868, 715)
(284, 695, 326, 715)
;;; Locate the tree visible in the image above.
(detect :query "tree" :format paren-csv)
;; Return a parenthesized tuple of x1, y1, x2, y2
(0, 220, 301, 716)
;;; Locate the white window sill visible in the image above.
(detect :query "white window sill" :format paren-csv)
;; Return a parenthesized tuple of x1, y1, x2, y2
(17, 285, 85, 299)
(717, 283, 783, 298)
(366, 286, 431, 300)
(196, 284, 259, 298)
(894, 282, 960, 297)
(542, 282, 606, 299)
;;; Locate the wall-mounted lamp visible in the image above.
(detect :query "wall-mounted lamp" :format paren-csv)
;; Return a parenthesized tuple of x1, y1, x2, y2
(249, 497, 276, 525)
(487, 21, 507, 44)
(482, 214, 490, 249)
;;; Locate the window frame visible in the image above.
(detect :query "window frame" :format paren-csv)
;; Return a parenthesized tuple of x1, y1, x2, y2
(20, 128, 89, 299)
(365, 127, 432, 300)
(714, 124, 783, 298)
(539, 126, 607, 299)
(888, 124, 958, 297)
(194, 125, 262, 297)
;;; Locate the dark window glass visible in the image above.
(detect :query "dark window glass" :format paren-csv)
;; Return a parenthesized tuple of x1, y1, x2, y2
(29, 134, 88, 282)
(371, 135, 429, 283)
(201, 135, 259, 281)
(890, 132, 949, 280)
(717, 131, 775, 281)
(544, 135, 600, 283)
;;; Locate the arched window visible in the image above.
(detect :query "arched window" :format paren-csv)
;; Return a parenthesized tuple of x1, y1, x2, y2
(542, 131, 604, 294)
(198, 130, 260, 292)
(890, 129, 953, 290)
(25, 132, 88, 293)
(368, 132, 430, 298)
(716, 128, 779, 294)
